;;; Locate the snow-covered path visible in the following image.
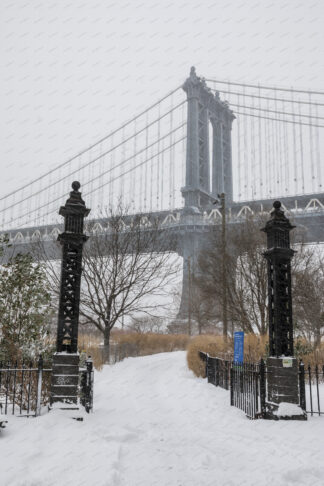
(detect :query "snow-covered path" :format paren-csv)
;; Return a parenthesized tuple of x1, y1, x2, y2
(1, 351, 324, 486)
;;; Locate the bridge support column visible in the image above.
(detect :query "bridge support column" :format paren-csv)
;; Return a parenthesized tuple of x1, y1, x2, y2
(211, 112, 234, 203)
(181, 67, 235, 209)
(175, 207, 204, 331)
(181, 67, 201, 208)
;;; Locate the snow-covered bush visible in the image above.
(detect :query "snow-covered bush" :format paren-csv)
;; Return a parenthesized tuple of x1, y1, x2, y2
(0, 251, 53, 362)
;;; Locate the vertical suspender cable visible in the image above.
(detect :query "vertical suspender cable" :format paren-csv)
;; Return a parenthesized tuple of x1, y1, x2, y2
(309, 92, 315, 193)
(237, 93, 241, 199)
(291, 88, 298, 195)
(134, 118, 138, 212)
(250, 91, 255, 197)
(298, 102, 305, 194)
(258, 85, 263, 199)
(182, 100, 186, 200)
(243, 86, 248, 200)
(157, 102, 161, 211)
(120, 126, 126, 203)
(144, 111, 149, 212)
(109, 134, 114, 209)
(274, 90, 282, 195)
(314, 103, 322, 190)
(171, 94, 176, 209)
(283, 97, 289, 195)
(169, 99, 174, 210)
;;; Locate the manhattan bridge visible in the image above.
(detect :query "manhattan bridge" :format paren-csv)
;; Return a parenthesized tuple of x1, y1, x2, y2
(1, 67, 324, 318)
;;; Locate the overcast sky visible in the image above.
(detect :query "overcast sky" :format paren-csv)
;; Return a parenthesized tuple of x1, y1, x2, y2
(0, 0, 323, 199)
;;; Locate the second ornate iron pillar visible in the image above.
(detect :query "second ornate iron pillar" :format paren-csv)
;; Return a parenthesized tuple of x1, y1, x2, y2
(51, 181, 90, 408)
(262, 200, 295, 357)
(261, 201, 306, 419)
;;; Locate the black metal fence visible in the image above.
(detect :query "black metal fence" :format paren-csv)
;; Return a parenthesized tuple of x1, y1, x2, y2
(199, 352, 265, 419)
(199, 352, 230, 390)
(230, 360, 265, 419)
(200, 352, 324, 419)
(0, 356, 51, 417)
(80, 358, 94, 413)
(0, 355, 94, 417)
(299, 362, 324, 416)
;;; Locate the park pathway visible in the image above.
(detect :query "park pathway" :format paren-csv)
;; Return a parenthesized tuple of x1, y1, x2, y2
(1, 351, 324, 486)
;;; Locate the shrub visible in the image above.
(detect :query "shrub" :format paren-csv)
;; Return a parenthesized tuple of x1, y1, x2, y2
(187, 335, 230, 378)
(187, 334, 268, 378)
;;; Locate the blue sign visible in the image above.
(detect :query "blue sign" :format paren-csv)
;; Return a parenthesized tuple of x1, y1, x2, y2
(234, 332, 244, 364)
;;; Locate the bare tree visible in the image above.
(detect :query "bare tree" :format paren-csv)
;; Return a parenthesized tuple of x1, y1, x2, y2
(127, 315, 165, 334)
(78, 207, 178, 361)
(196, 212, 324, 343)
(293, 245, 324, 346)
(34, 206, 179, 361)
(197, 214, 268, 336)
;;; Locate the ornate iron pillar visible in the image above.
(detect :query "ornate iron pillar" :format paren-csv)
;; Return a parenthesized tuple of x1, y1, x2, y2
(262, 201, 295, 357)
(51, 181, 90, 408)
(261, 201, 306, 419)
(56, 181, 90, 353)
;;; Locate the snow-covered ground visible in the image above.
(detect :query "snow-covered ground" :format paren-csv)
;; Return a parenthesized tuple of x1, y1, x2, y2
(1, 351, 324, 486)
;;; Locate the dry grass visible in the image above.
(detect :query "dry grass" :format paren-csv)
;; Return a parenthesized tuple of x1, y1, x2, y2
(187, 334, 324, 378)
(296, 341, 324, 368)
(78, 331, 190, 370)
(78, 329, 324, 373)
(114, 332, 190, 356)
(187, 335, 233, 378)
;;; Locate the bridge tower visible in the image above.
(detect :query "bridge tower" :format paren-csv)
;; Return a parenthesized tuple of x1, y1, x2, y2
(177, 68, 235, 323)
(181, 67, 235, 208)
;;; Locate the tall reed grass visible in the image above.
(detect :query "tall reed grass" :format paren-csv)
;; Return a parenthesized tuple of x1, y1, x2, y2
(187, 334, 324, 378)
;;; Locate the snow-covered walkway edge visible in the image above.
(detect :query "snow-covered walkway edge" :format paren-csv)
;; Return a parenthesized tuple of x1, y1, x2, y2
(1, 351, 323, 486)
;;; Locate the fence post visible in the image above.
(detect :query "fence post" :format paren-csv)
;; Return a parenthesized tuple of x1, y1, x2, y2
(299, 361, 306, 412)
(35, 355, 43, 417)
(225, 361, 229, 390)
(260, 358, 266, 418)
(230, 364, 234, 406)
(215, 358, 219, 386)
(84, 357, 94, 413)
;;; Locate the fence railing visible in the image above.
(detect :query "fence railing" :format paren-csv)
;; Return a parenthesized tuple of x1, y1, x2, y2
(230, 361, 265, 419)
(0, 356, 51, 417)
(299, 362, 324, 416)
(199, 352, 231, 390)
(80, 357, 94, 413)
(0, 355, 94, 417)
(199, 352, 265, 419)
(200, 352, 323, 419)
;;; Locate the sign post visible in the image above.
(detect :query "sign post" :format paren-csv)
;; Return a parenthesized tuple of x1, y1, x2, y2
(234, 331, 244, 365)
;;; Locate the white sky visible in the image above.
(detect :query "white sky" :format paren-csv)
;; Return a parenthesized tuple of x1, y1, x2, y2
(0, 0, 323, 199)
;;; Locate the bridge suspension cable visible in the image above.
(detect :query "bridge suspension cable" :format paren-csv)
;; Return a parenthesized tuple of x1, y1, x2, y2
(205, 78, 324, 96)
(207, 78, 324, 201)
(2, 73, 324, 233)
(0, 85, 183, 204)
(1, 87, 187, 230)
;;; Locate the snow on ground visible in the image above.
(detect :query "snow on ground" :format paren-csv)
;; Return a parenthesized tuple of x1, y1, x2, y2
(1, 351, 324, 486)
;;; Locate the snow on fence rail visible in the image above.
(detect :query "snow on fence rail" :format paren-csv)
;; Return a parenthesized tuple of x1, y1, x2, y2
(199, 352, 324, 419)
(0, 356, 94, 417)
